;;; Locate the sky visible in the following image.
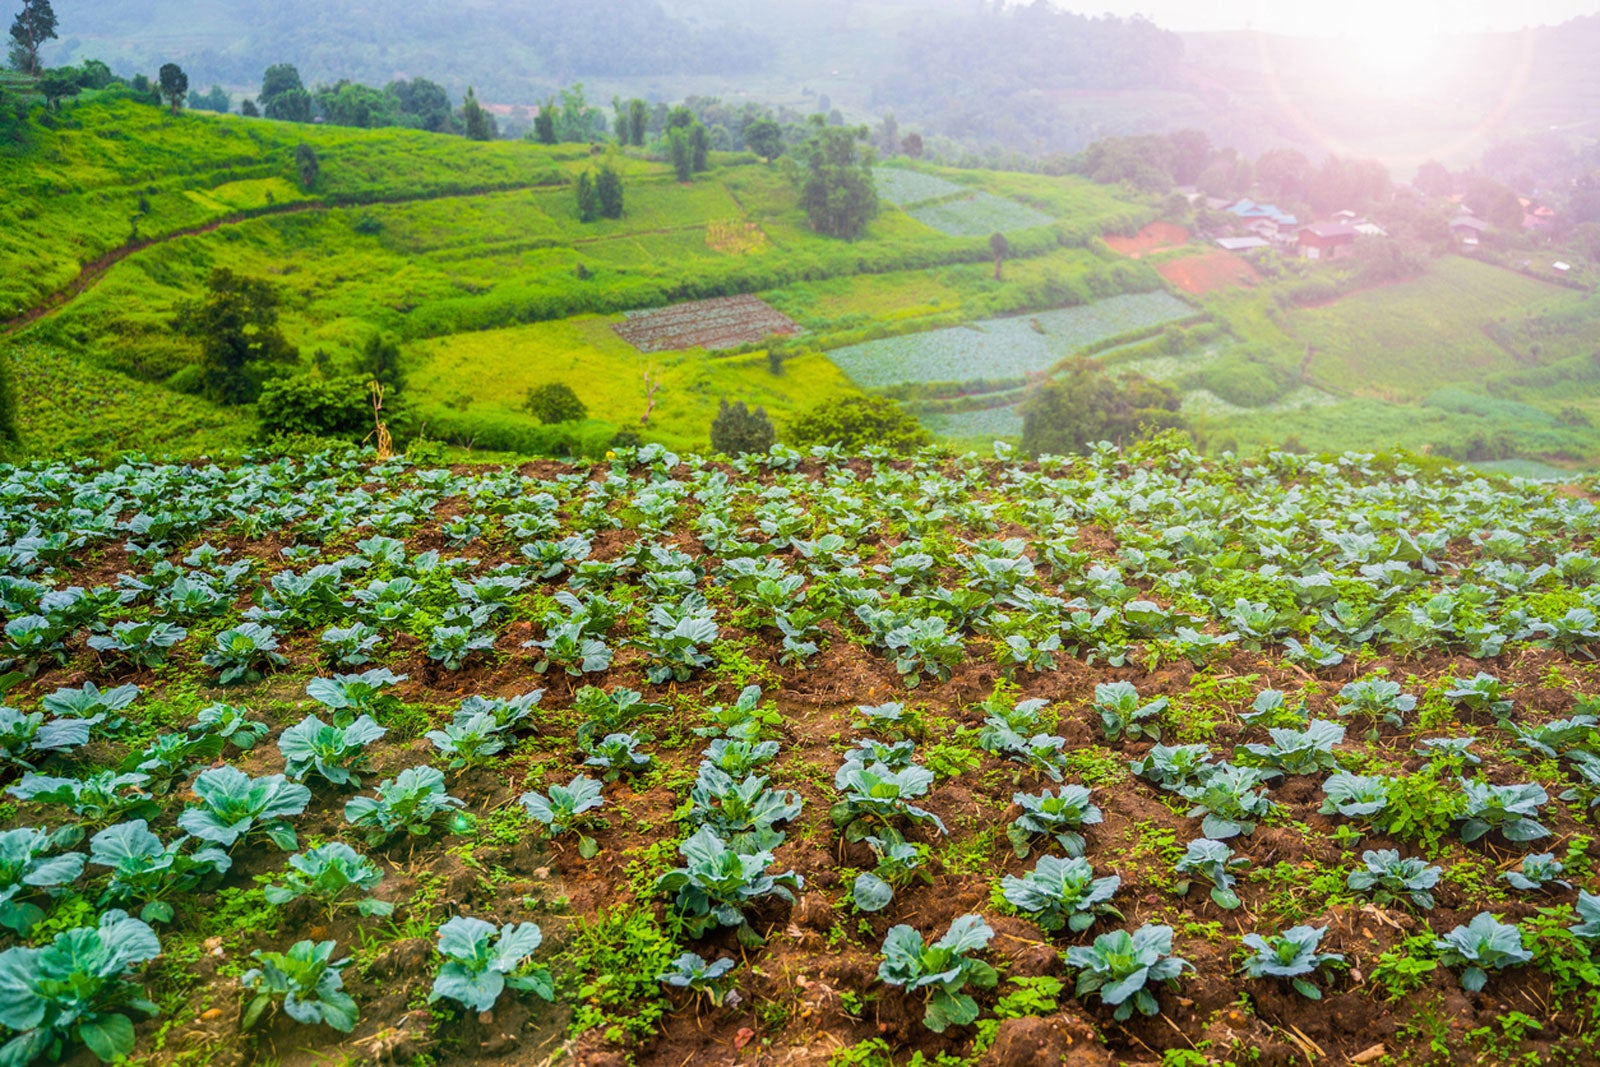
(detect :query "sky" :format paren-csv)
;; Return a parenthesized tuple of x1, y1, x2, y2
(1051, 0, 1600, 35)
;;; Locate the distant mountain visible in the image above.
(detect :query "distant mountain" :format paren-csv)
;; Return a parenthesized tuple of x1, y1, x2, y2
(45, 0, 770, 101)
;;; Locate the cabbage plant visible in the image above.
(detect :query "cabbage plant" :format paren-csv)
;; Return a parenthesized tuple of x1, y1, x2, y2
(0, 909, 161, 1064)
(1092, 681, 1166, 743)
(1066, 924, 1192, 1021)
(240, 939, 358, 1033)
(1346, 849, 1440, 910)
(1434, 913, 1532, 991)
(1000, 855, 1121, 933)
(1240, 925, 1344, 999)
(655, 825, 803, 944)
(1179, 764, 1270, 839)
(1457, 780, 1549, 843)
(429, 917, 554, 1013)
(876, 915, 997, 1033)
(1500, 852, 1569, 892)
(1174, 838, 1248, 910)
(831, 762, 945, 841)
(520, 775, 605, 857)
(345, 765, 475, 846)
(177, 766, 311, 851)
(1008, 786, 1102, 858)
(658, 953, 738, 1007)
(88, 819, 230, 924)
(0, 825, 86, 934)
(278, 714, 387, 787)
(264, 842, 393, 917)
(203, 623, 287, 684)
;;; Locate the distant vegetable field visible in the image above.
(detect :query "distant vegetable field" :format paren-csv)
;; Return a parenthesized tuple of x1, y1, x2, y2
(828, 291, 1197, 388)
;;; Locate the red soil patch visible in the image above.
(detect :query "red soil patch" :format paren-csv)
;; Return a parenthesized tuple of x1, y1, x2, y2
(1158, 250, 1261, 295)
(1102, 221, 1189, 258)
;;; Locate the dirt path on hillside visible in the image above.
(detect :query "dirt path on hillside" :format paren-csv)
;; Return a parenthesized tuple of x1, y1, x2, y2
(0, 182, 556, 338)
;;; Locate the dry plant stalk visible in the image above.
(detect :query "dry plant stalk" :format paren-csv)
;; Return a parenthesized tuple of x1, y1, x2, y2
(366, 380, 394, 460)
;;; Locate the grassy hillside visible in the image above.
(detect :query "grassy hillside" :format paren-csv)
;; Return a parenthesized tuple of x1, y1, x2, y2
(1, 97, 603, 321)
(3, 97, 1153, 459)
(1288, 258, 1586, 399)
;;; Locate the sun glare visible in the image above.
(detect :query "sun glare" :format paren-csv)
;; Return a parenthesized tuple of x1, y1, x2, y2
(1336, 4, 1447, 88)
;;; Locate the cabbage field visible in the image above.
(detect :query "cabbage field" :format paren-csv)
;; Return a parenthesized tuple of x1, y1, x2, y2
(3, 444, 1600, 1066)
(828, 291, 1198, 387)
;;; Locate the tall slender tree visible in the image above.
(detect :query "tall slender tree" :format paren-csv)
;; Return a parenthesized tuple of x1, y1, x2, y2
(158, 63, 188, 116)
(7, 0, 56, 76)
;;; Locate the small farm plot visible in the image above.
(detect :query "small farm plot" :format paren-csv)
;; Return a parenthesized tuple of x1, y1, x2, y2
(1103, 222, 1190, 258)
(829, 291, 1197, 388)
(613, 294, 802, 353)
(1158, 250, 1260, 294)
(907, 192, 1056, 237)
(919, 403, 1025, 441)
(872, 166, 968, 206)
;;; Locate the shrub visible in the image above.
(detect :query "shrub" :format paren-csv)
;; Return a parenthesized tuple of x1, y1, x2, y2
(256, 375, 371, 443)
(524, 382, 588, 424)
(787, 395, 931, 453)
(710, 399, 775, 455)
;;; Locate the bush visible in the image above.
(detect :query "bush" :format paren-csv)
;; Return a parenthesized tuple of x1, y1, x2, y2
(710, 399, 775, 455)
(788, 395, 931, 453)
(524, 382, 588, 424)
(1020, 358, 1183, 458)
(256, 375, 371, 442)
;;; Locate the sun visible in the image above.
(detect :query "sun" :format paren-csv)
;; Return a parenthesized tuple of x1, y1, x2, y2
(1336, 3, 1447, 86)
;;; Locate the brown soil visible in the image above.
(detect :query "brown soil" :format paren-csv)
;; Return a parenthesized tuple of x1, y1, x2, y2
(1103, 223, 1190, 259)
(1157, 251, 1261, 295)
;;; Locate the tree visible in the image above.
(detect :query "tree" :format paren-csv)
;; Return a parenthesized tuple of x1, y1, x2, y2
(1167, 129, 1214, 185)
(7, 0, 55, 76)
(524, 382, 587, 424)
(902, 131, 924, 159)
(172, 269, 298, 405)
(626, 98, 648, 147)
(318, 81, 397, 128)
(256, 375, 371, 442)
(595, 163, 624, 219)
(875, 112, 899, 157)
(796, 119, 879, 240)
(788, 395, 930, 453)
(356, 333, 405, 392)
(261, 65, 312, 123)
(189, 84, 230, 113)
(240, 98, 260, 118)
(710, 399, 774, 455)
(295, 143, 319, 190)
(1254, 148, 1311, 203)
(745, 118, 782, 163)
(461, 86, 496, 141)
(533, 99, 556, 144)
(1019, 358, 1182, 457)
(386, 78, 454, 133)
(75, 58, 112, 89)
(667, 126, 693, 182)
(989, 232, 1010, 280)
(1414, 159, 1453, 199)
(158, 63, 188, 116)
(688, 121, 710, 172)
(35, 67, 77, 109)
(260, 63, 304, 103)
(575, 171, 599, 222)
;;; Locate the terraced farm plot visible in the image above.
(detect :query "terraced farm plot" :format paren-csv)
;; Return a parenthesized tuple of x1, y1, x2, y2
(1103, 222, 1189, 258)
(906, 192, 1056, 236)
(1159, 250, 1260, 294)
(919, 404, 1025, 441)
(613, 294, 802, 352)
(828, 291, 1197, 387)
(872, 166, 968, 205)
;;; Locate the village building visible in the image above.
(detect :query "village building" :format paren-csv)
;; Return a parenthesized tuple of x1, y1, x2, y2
(1296, 221, 1358, 260)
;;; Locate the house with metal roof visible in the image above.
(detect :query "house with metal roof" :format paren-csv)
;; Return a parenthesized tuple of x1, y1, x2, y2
(1297, 221, 1358, 260)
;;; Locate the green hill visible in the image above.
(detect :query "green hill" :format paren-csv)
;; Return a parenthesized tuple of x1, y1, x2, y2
(2, 95, 1152, 458)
